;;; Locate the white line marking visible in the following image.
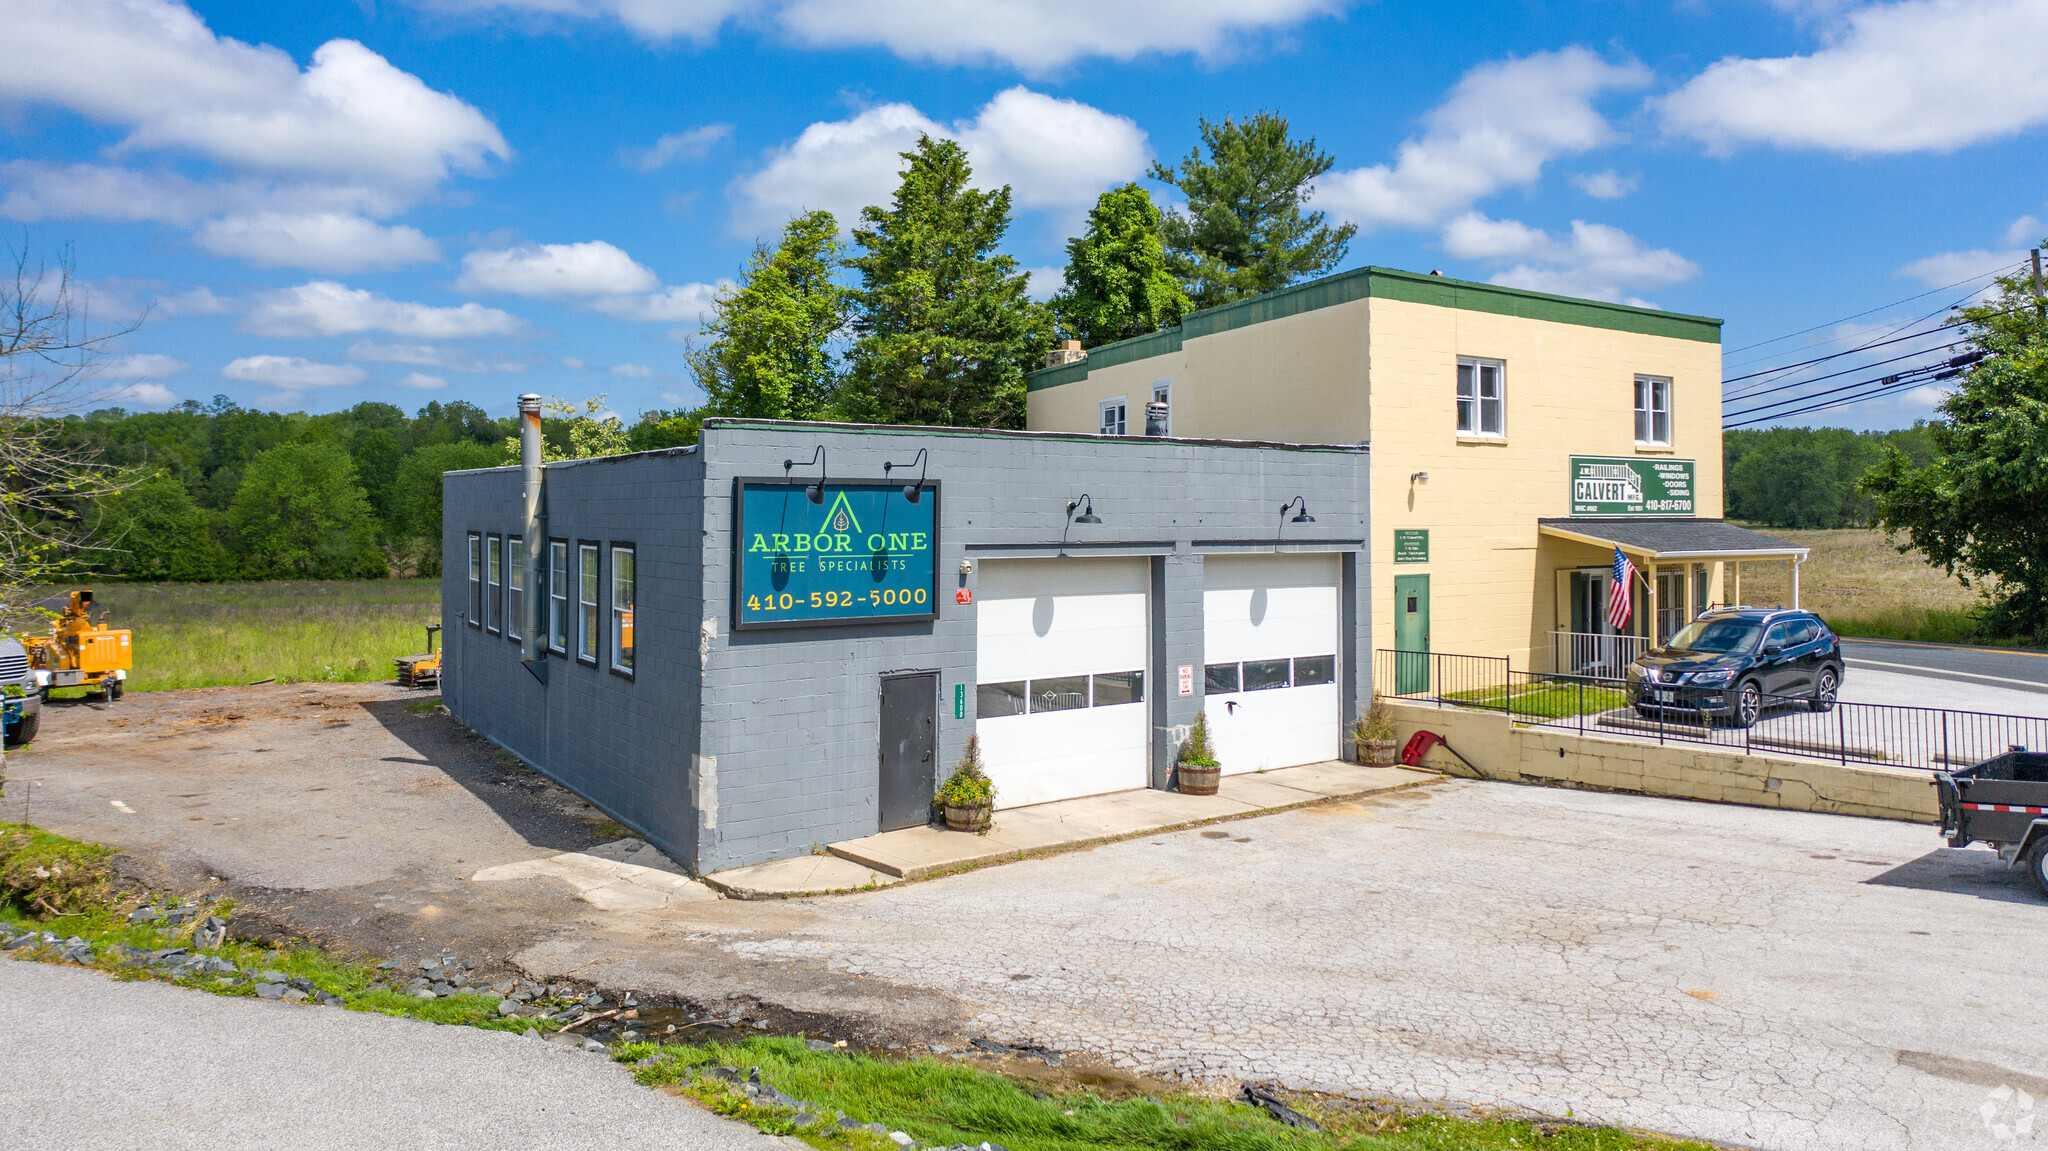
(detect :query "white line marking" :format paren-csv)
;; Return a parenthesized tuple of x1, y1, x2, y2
(109, 799, 134, 813)
(1846, 658, 2048, 690)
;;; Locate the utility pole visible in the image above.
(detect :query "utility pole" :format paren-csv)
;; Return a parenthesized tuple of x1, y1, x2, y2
(2033, 248, 2044, 320)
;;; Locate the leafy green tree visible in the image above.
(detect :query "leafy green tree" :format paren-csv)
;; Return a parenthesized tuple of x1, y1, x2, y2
(1149, 112, 1355, 310)
(690, 210, 847, 419)
(1729, 441, 1845, 529)
(1863, 269, 2048, 638)
(1050, 183, 1189, 347)
(840, 136, 1052, 428)
(93, 470, 230, 580)
(227, 442, 385, 579)
(388, 440, 501, 576)
(628, 408, 706, 451)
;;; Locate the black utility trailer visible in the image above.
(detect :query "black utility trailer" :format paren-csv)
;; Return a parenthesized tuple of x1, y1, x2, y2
(1934, 747, 2048, 896)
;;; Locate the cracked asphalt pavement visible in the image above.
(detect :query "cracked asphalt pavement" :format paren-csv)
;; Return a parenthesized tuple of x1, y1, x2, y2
(12, 683, 2047, 1151)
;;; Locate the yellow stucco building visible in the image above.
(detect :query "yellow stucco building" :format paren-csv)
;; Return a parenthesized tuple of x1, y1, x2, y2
(1025, 265, 1805, 680)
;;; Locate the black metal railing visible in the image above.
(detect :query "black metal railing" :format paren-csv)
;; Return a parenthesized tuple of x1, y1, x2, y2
(1374, 649, 1511, 709)
(1381, 654, 2048, 772)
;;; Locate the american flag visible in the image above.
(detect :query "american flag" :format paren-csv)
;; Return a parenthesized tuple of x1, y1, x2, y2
(1607, 547, 1634, 630)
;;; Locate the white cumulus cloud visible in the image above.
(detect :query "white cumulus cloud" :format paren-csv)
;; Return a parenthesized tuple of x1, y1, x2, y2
(458, 241, 660, 298)
(609, 363, 655, 378)
(99, 353, 191, 380)
(1318, 49, 1652, 232)
(729, 87, 1146, 236)
(244, 281, 525, 339)
(220, 355, 367, 388)
(194, 213, 440, 272)
(0, 0, 507, 270)
(1441, 212, 1699, 305)
(406, 0, 1347, 72)
(346, 341, 536, 374)
(621, 123, 734, 172)
(107, 382, 181, 407)
(398, 372, 449, 389)
(1659, 0, 2048, 154)
(1571, 170, 1637, 200)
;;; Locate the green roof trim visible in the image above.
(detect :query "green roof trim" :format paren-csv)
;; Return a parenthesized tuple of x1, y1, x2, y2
(1026, 265, 1723, 392)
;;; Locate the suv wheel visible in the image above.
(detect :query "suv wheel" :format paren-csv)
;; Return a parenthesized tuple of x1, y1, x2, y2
(1730, 680, 1763, 729)
(1808, 666, 1839, 713)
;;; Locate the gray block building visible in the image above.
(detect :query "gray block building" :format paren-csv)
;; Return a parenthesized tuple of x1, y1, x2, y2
(442, 412, 1372, 875)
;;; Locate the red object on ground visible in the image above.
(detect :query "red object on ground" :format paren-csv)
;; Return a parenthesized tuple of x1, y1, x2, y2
(1401, 730, 1447, 767)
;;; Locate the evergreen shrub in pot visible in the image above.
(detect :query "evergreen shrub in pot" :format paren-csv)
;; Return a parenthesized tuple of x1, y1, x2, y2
(1353, 693, 1399, 766)
(937, 735, 995, 833)
(1176, 711, 1222, 796)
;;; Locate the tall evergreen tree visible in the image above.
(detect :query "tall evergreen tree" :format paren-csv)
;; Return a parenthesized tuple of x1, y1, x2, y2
(1050, 183, 1190, 348)
(1149, 112, 1355, 309)
(689, 210, 848, 420)
(841, 136, 1051, 428)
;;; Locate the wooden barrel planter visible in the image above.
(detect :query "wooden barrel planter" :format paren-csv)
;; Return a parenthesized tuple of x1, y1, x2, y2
(944, 802, 992, 833)
(1360, 739, 1400, 767)
(1176, 764, 1221, 796)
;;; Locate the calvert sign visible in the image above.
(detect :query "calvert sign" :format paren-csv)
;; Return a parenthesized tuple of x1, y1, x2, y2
(1569, 456, 1694, 517)
(732, 479, 939, 630)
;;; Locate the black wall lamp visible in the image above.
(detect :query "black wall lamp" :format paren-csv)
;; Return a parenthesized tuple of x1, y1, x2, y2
(882, 448, 929, 503)
(1281, 496, 1315, 523)
(783, 446, 827, 504)
(1067, 494, 1102, 524)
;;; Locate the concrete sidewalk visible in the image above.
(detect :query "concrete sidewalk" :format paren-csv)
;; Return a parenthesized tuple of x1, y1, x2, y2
(702, 761, 1435, 898)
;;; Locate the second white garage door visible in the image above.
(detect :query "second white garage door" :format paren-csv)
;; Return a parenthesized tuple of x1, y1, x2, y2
(975, 558, 1150, 808)
(1203, 553, 1341, 773)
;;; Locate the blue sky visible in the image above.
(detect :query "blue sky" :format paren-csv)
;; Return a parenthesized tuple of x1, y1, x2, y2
(5, 0, 2045, 429)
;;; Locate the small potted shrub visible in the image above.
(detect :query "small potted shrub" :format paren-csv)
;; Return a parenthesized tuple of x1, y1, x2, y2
(1353, 694, 1400, 766)
(1176, 711, 1222, 796)
(937, 735, 995, 833)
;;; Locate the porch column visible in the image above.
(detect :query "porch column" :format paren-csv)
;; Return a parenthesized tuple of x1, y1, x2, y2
(1647, 562, 1659, 646)
(1792, 556, 1801, 609)
(1732, 561, 1742, 605)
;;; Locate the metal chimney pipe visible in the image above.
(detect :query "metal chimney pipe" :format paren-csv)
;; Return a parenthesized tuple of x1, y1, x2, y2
(1144, 401, 1170, 437)
(517, 394, 547, 680)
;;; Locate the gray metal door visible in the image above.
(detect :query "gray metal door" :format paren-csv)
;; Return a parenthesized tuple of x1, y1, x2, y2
(878, 673, 936, 831)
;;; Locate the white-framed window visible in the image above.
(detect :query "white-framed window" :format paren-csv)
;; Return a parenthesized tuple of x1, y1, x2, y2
(1098, 397, 1127, 436)
(1456, 358, 1505, 437)
(505, 535, 523, 641)
(578, 542, 599, 664)
(548, 539, 569, 654)
(1151, 381, 1171, 434)
(1634, 374, 1672, 446)
(466, 534, 483, 627)
(486, 533, 503, 634)
(610, 544, 634, 676)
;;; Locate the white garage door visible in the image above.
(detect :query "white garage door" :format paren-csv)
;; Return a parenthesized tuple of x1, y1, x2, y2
(1203, 553, 1340, 773)
(976, 557, 1150, 808)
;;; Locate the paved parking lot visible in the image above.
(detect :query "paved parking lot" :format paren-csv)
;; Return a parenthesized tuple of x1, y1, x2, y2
(15, 685, 2048, 1151)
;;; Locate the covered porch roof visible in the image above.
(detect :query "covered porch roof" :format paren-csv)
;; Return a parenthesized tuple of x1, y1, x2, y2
(1537, 517, 1808, 561)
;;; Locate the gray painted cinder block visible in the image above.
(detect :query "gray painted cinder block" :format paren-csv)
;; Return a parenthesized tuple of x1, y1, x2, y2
(444, 418, 1370, 875)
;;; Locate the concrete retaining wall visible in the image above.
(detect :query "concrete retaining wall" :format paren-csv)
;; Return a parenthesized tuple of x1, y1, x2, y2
(1388, 701, 1938, 823)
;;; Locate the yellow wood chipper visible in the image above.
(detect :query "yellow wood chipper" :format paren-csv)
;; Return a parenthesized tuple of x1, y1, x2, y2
(26, 590, 133, 701)
(395, 624, 441, 690)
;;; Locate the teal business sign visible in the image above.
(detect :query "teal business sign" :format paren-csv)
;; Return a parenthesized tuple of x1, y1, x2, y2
(732, 479, 939, 630)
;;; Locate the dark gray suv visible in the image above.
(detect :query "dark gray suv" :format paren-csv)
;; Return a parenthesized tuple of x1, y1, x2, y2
(1, 635, 41, 746)
(1628, 607, 1844, 728)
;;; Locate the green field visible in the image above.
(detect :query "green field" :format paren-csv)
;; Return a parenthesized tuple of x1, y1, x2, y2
(33, 580, 442, 692)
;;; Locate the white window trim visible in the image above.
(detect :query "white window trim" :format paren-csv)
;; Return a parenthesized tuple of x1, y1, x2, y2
(1098, 396, 1128, 436)
(1634, 374, 1673, 447)
(548, 539, 569, 655)
(609, 544, 634, 677)
(466, 533, 483, 628)
(505, 535, 524, 642)
(1456, 357, 1506, 439)
(577, 542, 600, 666)
(485, 533, 503, 634)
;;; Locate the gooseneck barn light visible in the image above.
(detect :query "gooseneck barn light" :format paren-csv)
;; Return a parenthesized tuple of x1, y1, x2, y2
(1281, 496, 1315, 523)
(783, 446, 827, 504)
(1067, 494, 1101, 525)
(882, 448, 929, 503)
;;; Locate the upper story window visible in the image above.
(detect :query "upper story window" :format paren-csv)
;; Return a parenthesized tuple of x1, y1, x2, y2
(1098, 397, 1127, 436)
(548, 539, 569, 654)
(578, 542, 600, 665)
(505, 535, 524, 641)
(466, 534, 483, 627)
(1456, 358, 1505, 438)
(1634, 375, 1672, 446)
(610, 544, 635, 676)
(486, 533, 503, 634)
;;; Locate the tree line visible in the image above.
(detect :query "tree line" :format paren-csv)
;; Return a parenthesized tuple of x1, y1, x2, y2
(1723, 424, 1934, 529)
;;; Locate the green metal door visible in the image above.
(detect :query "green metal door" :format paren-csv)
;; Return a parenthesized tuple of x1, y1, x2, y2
(1394, 574, 1430, 693)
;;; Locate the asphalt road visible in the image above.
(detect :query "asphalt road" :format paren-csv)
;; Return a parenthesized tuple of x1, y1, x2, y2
(0, 958, 772, 1151)
(1842, 638, 2048, 696)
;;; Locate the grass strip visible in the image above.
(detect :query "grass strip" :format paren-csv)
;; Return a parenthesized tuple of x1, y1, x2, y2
(621, 1037, 1718, 1151)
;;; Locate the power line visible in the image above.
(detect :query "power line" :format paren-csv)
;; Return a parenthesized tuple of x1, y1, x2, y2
(1720, 339, 1968, 406)
(1721, 259, 2025, 364)
(1723, 351, 1985, 426)
(1721, 322, 1965, 389)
